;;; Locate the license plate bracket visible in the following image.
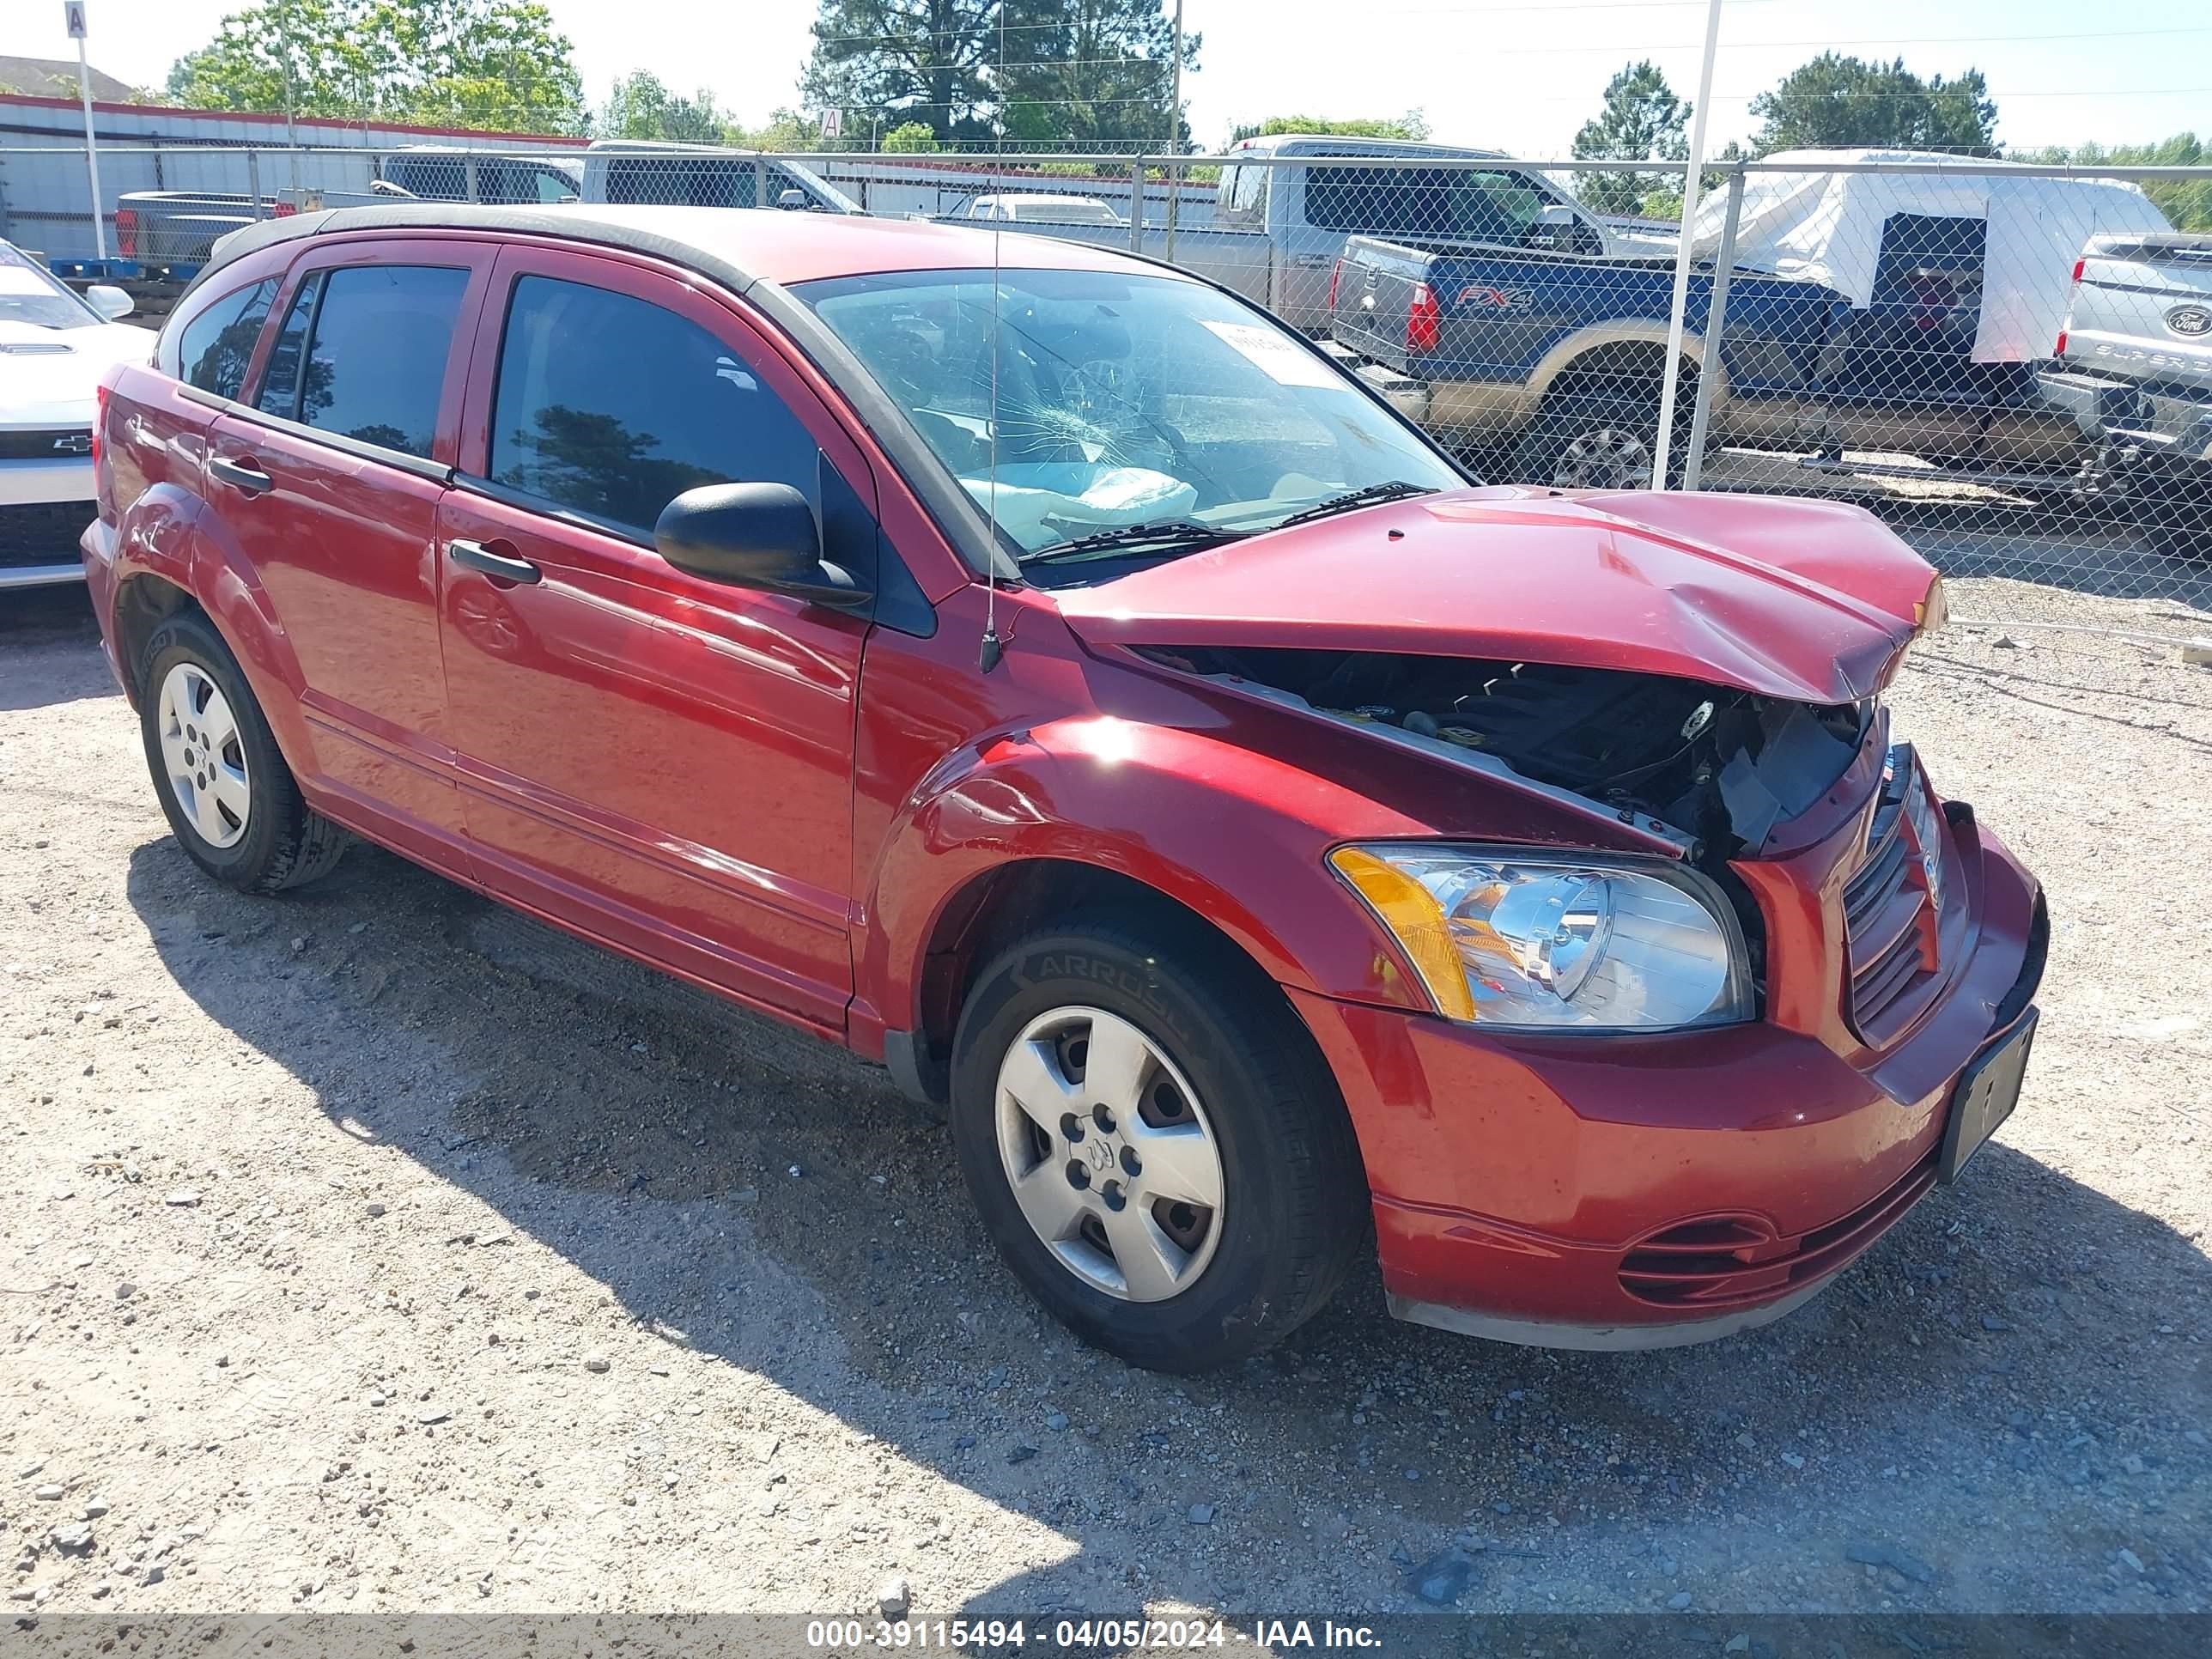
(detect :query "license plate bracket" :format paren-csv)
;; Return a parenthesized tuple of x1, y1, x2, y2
(1938, 1007, 2038, 1183)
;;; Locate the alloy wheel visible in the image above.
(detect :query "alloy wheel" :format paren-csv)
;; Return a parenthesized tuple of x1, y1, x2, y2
(1550, 424, 1656, 490)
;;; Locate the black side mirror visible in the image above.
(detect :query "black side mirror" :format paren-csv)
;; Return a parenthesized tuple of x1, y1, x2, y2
(655, 483, 872, 609)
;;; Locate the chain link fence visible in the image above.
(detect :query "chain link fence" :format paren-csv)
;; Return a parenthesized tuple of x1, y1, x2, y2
(5, 139, 2208, 659)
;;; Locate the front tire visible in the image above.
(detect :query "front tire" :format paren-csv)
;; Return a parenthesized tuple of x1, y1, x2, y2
(950, 912, 1367, 1371)
(137, 610, 349, 894)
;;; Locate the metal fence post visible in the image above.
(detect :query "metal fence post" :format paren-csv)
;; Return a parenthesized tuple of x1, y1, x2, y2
(1164, 157, 1180, 264)
(246, 149, 263, 220)
(1682, 165, 1744, 492)
(1129, 158, 1144, 252)
(755, 153, 769, 209)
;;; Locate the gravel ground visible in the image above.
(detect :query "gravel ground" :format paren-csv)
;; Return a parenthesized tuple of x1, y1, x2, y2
(2, 576, 2208, 1620)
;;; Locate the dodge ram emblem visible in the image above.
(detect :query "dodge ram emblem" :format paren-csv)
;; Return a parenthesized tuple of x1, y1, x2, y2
(2166, 304, 2212, 338)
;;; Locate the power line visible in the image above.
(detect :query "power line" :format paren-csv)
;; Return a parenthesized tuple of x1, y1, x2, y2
(1743, 87, 2212, 101)
(806, 0, 1792, 46)
(1412, 24, 2212, 56)
(814, 17, 2209, 56)
(1376, 0, 1790, 14)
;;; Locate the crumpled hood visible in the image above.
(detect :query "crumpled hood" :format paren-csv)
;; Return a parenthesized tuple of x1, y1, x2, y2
(1053, 486, 1939, 703)
(0, 321, 155, 428)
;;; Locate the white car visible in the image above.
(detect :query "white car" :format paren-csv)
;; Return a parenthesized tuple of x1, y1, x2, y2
(1, 241, 152, 589)
(963, 193, 1123, 226)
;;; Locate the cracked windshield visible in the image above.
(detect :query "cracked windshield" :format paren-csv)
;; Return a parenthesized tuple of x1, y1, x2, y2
(797, 266, 1460, 568)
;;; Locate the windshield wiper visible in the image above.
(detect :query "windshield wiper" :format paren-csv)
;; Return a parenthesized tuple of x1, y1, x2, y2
(1267, 480, 1438, 531)
(1018, 519, 1248, 566)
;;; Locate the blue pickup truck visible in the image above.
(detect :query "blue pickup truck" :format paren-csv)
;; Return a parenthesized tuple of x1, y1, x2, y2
(1327, 162, 2172, 491)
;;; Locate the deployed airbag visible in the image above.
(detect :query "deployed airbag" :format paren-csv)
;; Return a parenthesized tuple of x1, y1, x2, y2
(961, 465, 1199, 549)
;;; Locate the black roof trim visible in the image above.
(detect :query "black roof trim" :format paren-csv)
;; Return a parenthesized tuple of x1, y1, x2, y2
(198, 204, 1017, 580)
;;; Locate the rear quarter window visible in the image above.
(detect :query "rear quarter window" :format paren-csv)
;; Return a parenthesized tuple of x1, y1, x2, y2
(1215, 164, 1268, 229)
(173, 278, 277, 398)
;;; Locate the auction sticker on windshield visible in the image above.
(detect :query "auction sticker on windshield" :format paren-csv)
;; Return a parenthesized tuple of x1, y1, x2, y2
(1199, 319, 1341, 387)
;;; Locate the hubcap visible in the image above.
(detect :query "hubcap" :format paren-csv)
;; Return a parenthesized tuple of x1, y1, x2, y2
(994, 1006, 1226, 1302)
(1550, 425, 1654, 490)
(156, 662, 251, 849)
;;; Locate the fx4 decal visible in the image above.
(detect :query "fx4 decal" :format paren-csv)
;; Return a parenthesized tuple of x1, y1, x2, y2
(1456, 284, 1534, 313)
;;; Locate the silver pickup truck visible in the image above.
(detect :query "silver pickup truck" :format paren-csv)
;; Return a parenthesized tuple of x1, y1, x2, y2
(2039, 233, 2212, 556)
(576, 142, 860, 215)
(957, 134, 1633, 337)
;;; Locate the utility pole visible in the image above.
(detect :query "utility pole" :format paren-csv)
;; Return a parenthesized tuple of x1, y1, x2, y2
(1163, 0, 1186, 254)
(1649, 0, 1722, 488)
(63, 2, 106, 259)
(278, 0, 301, 196)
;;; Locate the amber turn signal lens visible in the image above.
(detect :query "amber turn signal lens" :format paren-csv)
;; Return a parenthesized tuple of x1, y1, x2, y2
(1328, 846, 1479, 1022)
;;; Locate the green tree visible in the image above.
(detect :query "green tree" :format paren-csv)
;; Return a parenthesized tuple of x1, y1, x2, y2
(880, 121, 941, 152)
(801, 1, 1194, 149)
(730, 107, 826, 152)
(1230, 113, 1431, 142)
(2016, 132, 2210, 231)
(1748, 52, 1997, 157)
(999, 0, 1198, 150)
(165, 0, 586, 135)
(1572, 61, 1688, 216)
(801, 0, 1000, 144)
(599, 71, 730, 143)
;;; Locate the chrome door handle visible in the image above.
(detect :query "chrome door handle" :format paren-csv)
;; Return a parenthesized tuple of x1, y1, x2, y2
(446, 538, 542, 585)
(209, 455, 273, 496)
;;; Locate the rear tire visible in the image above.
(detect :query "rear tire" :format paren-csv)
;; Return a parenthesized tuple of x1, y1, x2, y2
(949, 911, 1367, 1372)
(137, 610, 349, 894)
(1514, 394, 1692, 490)
(2125, 460, 2212, 561)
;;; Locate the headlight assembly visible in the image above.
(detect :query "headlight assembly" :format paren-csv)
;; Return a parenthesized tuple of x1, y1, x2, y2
(1328, 845, 1754, 1031)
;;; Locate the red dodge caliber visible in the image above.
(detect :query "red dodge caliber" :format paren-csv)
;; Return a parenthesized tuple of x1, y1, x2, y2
(82, 204, 2045, 1371)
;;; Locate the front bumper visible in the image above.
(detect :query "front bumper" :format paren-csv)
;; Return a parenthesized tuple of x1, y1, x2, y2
(1291, 823, 2045, 1348)
(2, 455, 96, 589)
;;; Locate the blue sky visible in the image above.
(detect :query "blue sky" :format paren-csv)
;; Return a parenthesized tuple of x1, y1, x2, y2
(18, 0, 2211, 155)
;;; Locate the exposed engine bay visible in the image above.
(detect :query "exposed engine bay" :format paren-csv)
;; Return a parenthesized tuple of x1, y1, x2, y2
(1146, 646, 1873, 860)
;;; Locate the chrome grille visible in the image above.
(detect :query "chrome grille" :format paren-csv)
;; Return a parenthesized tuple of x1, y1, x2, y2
(0, 501, 94, 569)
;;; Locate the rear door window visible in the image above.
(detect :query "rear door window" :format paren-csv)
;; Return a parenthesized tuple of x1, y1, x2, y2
(606, 156, 755, 209)
(388, 155, 467, 199)
(485, 274, 818, 535)
(258, 264, 470, 457)
(1303, 166, 1391, 234)
(177, 278, 277, 398)
(1304, 166, 1547, 242)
